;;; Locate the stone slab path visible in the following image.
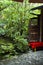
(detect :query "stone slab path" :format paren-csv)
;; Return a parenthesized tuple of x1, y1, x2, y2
(0, 51, 43, 65)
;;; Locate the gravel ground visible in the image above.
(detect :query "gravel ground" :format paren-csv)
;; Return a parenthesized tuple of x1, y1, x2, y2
(0, 51, 43, 65)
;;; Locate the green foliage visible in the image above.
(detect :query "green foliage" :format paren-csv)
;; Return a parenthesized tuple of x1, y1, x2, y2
(0, 38, 14, 54)
(0, 0, 42, 59)
(14, 36, 28, 52)
(0, 28, 5, 35)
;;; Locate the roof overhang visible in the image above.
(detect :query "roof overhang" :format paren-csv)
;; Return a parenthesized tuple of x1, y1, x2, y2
(29, 0, 43, 3)
(31, 5, 43, 10)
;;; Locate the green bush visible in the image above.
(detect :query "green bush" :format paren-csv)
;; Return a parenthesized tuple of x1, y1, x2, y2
(13, 36, 28, 52)
(0, 0, 30, 59)
(0, 38, 14, 54)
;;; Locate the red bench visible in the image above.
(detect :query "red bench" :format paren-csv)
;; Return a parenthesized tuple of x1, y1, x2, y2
(29, 42, 43, 50)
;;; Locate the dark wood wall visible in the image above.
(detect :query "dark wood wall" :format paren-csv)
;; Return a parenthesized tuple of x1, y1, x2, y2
(29, 16, 40, 42)
(29, 0, 43, 3)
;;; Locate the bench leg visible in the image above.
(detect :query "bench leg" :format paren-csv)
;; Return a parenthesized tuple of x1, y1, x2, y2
(33, 48, 36, 52)
(34, 48, 36, 52)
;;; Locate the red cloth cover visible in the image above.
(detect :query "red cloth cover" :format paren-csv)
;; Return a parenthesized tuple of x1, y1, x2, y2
(29, 42, 43, 49)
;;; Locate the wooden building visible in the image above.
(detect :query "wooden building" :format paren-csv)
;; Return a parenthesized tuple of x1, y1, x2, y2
(30, 5, 43, 42)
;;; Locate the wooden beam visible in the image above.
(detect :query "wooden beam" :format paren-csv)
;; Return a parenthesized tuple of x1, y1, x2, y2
(12, 0, 23, 2)
(29, 0, 43, 3)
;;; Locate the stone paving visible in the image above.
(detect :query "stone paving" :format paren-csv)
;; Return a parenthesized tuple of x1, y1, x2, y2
(0, 51, 43, 65)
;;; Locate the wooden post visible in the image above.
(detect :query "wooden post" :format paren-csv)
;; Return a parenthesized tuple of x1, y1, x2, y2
(40, 9, 43, 42)
(41, 9, 43, 41)
(40, 12, 42, 42)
